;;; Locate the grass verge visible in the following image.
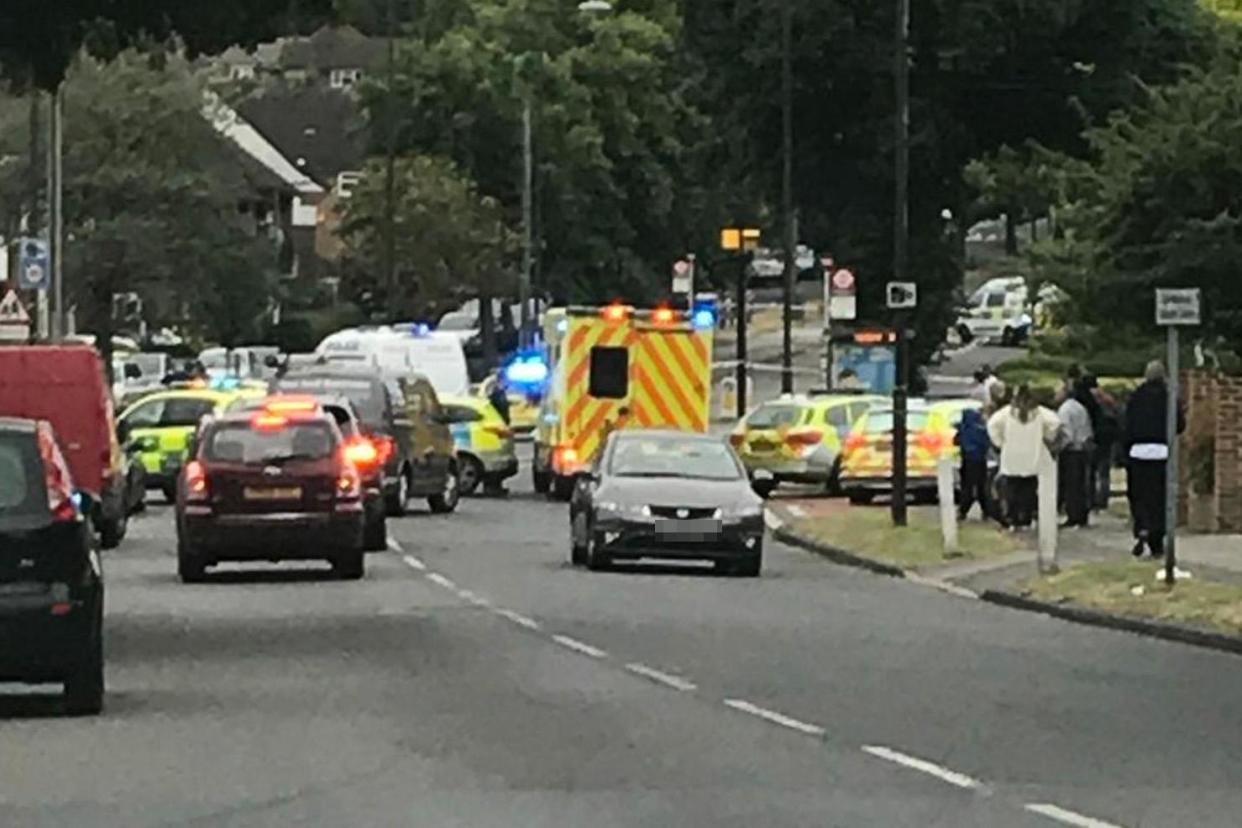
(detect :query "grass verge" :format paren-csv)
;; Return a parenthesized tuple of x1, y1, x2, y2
(791, 507, 1020, 570)
(1017, 561, 1242, 636)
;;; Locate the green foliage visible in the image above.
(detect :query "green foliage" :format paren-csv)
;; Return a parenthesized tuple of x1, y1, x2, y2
(337, 154, 516, 319)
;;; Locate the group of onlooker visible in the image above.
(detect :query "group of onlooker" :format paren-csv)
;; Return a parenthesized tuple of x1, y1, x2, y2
(956, 362, 1182, 553)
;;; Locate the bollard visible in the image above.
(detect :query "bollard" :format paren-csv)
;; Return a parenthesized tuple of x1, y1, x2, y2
(1037, 457, 1058, 573)
(936, 456, 958, 555)
(719, 376, 737, 419)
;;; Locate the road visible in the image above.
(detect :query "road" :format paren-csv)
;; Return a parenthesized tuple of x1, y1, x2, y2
(5, 458, 1242, 826)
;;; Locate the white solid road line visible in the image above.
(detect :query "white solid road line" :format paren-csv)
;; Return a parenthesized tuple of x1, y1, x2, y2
(426, 573, 457, 590)
(386, 538, 404, 553)
(494, 608, 541, 630)
(401, 555, 426, 571)
(1024, 803, 1124, 828)
(551, 634, 608, 659)
(624, 662, 697, 692)
(724, 699, 826, 737)
(861, 745, 981, 790)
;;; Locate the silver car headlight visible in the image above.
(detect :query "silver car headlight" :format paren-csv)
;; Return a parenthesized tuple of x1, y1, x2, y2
(714, 504, 764, 520)
(596, 502, 651, 518)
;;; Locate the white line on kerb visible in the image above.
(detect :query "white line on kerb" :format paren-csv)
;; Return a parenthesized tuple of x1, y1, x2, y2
(1024, 803, 1124, 828)
(494, 608, 541, 630)
(551, 634, 608, 659)
(426, 573, 456, 590)
(624, 662, 697, 691)
(724, 699, 826, 737)
(861, 745, 980, 790)
(387, 538, 404, 553)
(787, 505, 807, 518)
(401, 555, 426, 571)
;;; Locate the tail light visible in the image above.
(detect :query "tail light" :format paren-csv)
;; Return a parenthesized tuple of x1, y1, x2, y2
(728, 432, 745, 448)
(784, 427, 823, 447)
(336, 463, 362, 500)
(368, 434, 396, 466)
(184, 460, 209, 502)
(343, 436, 381, 468)
(843, 433, 867, 453)
(917, 431, 946, 455)
(37, 422, 77, 522)
(252, 414, 288, 430)
(652, 307, 675, 324)
(484, 423, 512, 439)
(555, 446, 579, 468)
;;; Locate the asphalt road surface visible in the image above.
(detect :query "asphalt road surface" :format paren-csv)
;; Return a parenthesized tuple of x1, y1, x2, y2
(5, 457, 1242, 827)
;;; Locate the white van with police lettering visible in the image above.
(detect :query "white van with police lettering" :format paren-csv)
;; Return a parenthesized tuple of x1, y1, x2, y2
(315, 326, 470, 396)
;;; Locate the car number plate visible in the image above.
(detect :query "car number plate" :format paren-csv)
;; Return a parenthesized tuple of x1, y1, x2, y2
(655, 518, 721, 537)
(244, 486, 302, 501)
(749, 440, 778, 452)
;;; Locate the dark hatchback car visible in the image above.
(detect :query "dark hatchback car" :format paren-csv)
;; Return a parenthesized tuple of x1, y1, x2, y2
(569, 429, 766, 576)
(0, 417, 104, 715)
(175, 407, 366, 582)
(229, 395, 387, 551)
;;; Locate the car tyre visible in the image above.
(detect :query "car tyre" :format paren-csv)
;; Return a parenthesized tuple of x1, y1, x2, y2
(428, 466, 460, 514)
(1000, 327, 1016, 347)
(177, 536, 208, 583)
(586, 531, 610, 571)
(957, 324, 974, 344)
(846, 490, 875, 506)
(64, 601, 104, 716)
(458, 455, 484, 496)
(363, 509, 387, 552)
(570, 513, 589, 566)
(333, 547, 365, 580)
(533, 467, 552, 494)
(550, 474, 575, 502)
(385, 468, 411, 516)
(99, 510, 126, 550)
(162, 482, 178, 504)
(751, 479, 776, 499)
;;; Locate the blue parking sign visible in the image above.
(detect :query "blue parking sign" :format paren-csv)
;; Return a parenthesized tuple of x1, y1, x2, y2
(17, 238, 49, 290)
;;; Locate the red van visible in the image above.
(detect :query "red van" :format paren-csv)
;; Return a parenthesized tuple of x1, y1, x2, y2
(0, 345, 129, 548)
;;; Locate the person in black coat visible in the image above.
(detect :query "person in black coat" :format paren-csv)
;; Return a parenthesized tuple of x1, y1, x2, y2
(1123, 361, 1185, 558)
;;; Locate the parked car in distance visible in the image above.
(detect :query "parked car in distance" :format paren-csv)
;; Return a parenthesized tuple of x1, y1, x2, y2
(838, 403, 955, 504)
(0, 345, 130, 548)
(174, 404, 366, 582)
(439, 394, 518, 495)
(0, 417, 105, 715)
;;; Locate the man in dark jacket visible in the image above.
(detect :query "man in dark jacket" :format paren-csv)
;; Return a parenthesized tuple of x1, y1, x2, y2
(956, 407, 993, 521)
(1124, 361, 1185, 557)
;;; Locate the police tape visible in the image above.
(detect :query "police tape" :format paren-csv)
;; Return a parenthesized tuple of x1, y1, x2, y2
(710, 360, 822, 377)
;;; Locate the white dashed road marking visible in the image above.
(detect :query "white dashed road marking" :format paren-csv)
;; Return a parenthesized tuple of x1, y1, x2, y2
(861, 745, 981, 790)
(426, 573, 457, 590)
(401, 555, 426, 571)
(457, 589, 491, 607)
(551, 635, 608, 659)
(386, 538, 404, 553)
(624, 662, 697, 692)
(724, 699, 826, 737)
(493, 608, 541, 630)
(1024, 803, 1124, 828)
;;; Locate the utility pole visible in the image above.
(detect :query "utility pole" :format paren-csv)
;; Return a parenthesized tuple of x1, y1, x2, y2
(891, 0, 910, 527)
(737, 252, 750, 418)
(520, 97, 533, 347)
(383, 0, 397, 310)
(49, 85, 63, 341)
(780, 0, 795, 395)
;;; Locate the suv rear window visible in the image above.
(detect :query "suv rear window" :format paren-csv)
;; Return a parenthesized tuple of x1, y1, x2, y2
(0, 433, 44, 515)
(747, 404, 803, 429)
(204, 422, 337, 465)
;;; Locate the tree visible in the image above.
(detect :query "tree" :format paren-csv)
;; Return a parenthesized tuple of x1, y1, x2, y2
(337, 154, 516, 320)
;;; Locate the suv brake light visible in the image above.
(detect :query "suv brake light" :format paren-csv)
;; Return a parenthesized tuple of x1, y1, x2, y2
(343, 436, 381, 468)
(843, 432, 867, 453)
(184, 460, 209, 502)
(336, 463, 362, 501)
(728, 432, 745, 448)
(252, 414, 288, 430)
(917, 431, 946, 455)
(37, 422, 77, 522)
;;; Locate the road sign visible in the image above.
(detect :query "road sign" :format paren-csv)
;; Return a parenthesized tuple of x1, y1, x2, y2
(1156, 288, 1201, 326)
(17, 237, 49, 291)
(829, 268, 857, 321)
(886, 281, 917, 309)
(0, 288, 31, 342)
(672, 257, 694, 294)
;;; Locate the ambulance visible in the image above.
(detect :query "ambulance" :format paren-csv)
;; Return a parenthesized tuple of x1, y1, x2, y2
(533, 304, 715, 500)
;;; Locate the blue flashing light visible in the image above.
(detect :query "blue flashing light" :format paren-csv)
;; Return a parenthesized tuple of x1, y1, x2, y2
(505, 357, 549, 386)
(556, 318, 568, 334)
(210, 375, 242, 391)
(692, 308, 716, 329)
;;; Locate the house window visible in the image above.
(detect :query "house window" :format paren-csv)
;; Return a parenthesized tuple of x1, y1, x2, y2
(335, 171, 362, 198)
(229, 65, 255, 81)
(330, 68, 362, 89)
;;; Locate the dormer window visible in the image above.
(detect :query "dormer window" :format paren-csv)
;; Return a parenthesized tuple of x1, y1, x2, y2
(330, 68, 362, 89)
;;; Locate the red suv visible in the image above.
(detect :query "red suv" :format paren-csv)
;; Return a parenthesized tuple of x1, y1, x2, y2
(174, 401, 366, 582)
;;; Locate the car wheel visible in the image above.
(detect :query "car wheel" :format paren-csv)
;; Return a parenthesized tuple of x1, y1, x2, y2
(428, 466, 460, 514)
(458, 455, 484, 496)
(550, 474, 575, 502)
(957, 324, 974, 344)
(570, 513, 589, 566)
(162, 483, 177, 504)
(129, 489, 146, 515)
(734, 542, 763, 578)
(63, 600, 104, 716)
(332, 547, 365, 580)
(363, 509, 387, 552)
(1001, 327, 1015, 346)
(386, 468, 411, 516)
(846, 490, 875, 506)
(177, 536, 208, 583)
(99, 509, 126, 550)
(586, 531, 610, 571)
(751, 479, 776, 499)
(533, 467, 552, 494)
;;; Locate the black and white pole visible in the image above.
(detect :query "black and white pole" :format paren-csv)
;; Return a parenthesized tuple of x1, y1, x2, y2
(1155, 287, 1200, 586)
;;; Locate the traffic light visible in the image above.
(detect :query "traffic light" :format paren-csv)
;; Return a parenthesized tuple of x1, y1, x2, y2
(886, 281, 917, 309)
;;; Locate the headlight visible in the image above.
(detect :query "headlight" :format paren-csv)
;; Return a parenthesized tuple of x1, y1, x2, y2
(714, 504, 764, 520)
(596, 502, 651, 517)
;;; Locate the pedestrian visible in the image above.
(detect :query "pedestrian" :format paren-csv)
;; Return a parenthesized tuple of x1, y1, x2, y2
(1057, 384, 1094, 528)
(969, 369, 991, 405)
(488, 374, 511, 425)
(1054, 364, 1082, 406)
(1124, 361, 1185, 558)
(987, 384, 1061, 531)
(1082, 375, 1120, 509)
(955, 406, 992, 521)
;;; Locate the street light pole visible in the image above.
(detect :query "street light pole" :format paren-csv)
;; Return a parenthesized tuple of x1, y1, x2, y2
(519, 97, 533, 346)
(780, 0, 795, 395)
(891, 0, 910, 527)
(383, 0, 397, 310)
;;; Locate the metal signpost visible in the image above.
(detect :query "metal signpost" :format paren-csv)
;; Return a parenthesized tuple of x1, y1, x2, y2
(18, 237, 50, 339)
(886, 281, 916, 526)
(0, 288, 32, 343)
(721, 228, 761, 419)
(1155, 288, 1200, 586)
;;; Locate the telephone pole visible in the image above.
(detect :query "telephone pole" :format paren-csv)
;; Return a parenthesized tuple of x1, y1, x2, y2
(779, 0, 795, 395)
(382, 0, 397, 308)
(891, 0, 910, 527)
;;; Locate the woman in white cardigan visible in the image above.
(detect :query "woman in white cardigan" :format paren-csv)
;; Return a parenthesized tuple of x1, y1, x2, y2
(987, 385, 1062, 529)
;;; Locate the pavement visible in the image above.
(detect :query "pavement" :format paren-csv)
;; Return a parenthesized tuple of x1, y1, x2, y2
(6, 454, 1242, 826)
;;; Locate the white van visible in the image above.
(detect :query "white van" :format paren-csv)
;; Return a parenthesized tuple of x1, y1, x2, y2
(315, 326, 470, 396)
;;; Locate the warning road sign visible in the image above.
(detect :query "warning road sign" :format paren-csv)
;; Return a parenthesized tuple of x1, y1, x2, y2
(0, 289, 31, 341)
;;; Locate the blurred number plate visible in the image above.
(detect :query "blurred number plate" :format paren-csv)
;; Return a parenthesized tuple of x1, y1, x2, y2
(244, 486, 302, 501)
(750, 440, 778, 452)
(656, 519, 720, 537)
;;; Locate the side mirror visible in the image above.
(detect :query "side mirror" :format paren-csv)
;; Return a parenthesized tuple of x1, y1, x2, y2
(264, 354, 282, 369)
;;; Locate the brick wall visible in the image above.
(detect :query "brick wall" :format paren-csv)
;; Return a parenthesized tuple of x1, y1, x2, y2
(1177, 371, 1242, 533)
